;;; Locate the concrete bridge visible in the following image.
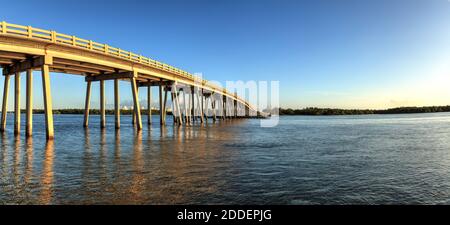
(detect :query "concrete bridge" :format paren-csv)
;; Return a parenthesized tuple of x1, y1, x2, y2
(0, 22, 257, 140)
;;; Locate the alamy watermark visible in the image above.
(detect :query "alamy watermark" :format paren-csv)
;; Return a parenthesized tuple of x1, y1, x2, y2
(169, 73, 280, 127)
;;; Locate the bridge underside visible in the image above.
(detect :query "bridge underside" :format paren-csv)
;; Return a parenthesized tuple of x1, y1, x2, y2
(0, 33, 257, 140)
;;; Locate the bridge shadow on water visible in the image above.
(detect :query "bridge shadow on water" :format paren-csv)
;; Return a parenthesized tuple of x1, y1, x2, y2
(0, 114, 249, 204)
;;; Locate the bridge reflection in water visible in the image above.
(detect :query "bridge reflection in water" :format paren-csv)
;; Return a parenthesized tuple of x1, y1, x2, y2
(0, 115, 246, 204)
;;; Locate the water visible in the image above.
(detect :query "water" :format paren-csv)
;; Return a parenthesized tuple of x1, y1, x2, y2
(2, 113, 450, 204)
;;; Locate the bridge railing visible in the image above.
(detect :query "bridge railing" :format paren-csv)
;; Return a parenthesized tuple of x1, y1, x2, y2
(0, 21, 253, 109)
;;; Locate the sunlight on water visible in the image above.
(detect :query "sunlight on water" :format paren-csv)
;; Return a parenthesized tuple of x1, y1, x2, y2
(1, 113, 450, 204)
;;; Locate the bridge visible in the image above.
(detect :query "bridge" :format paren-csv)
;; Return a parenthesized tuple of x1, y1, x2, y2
(0, 21, 258, 140)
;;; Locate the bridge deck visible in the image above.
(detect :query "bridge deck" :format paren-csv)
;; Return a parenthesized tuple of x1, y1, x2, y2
(0, 21, 251, 106)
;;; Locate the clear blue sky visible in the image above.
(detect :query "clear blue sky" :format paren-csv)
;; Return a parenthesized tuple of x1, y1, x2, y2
(1, 0, 449, 109)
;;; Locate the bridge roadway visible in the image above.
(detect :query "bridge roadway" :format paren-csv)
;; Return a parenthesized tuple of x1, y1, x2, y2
(0, 22, 257, 140)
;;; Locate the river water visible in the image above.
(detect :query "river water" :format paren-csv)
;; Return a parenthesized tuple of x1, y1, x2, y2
(1, 113, 450, 204)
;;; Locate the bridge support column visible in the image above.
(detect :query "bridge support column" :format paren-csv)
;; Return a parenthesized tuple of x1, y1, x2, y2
(169, 85, 176, 124)
(202, 95, 209, 122)
(230, 100, 233, 119)
(212, 99, 216, 122)
(163, 86, 168, 125)
(225, 98, 228, 119)
(170, 85, 182, 125)
(186, 92, 194, 124)
(132, 86, 139, 125)
(233, 92, 238, 118)
(229, 98, 232, 119)
(230, 101, 232, 118)
(0, 74, 10, 132)
(41, 64, 54, 139)
(170, 90, 176, 124)
(158, 84, 163, 126)
(219, 95, 223, 120)
(159, 81, 164, 126)
(229, 99, 232, 119)
(204, 95, 209, 122)
(198, 88, 204, 123)
(130, 77, 142, 130)
(100, 80, 106, 128)
(175, 87, 183, 126)
(223, 96, 227, 120)
(237, 103, 240, 118)
(14, 71, 21, 135)
(224, 97, 227, 120)
(114, 79, 120, 129)
(238, 103, 242, 118)
(183, 90, 188, 123)
(191, 86, 195, 123)
(26, 69, 33, 137)
(147, 84, 151, 125)
(83, 81, 91, 127)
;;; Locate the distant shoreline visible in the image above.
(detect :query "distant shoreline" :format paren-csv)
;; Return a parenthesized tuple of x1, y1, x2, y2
(278, 105, 450, 116)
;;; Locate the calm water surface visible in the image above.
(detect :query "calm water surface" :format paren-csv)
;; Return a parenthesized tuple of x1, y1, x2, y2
(1, 113, 450, 204)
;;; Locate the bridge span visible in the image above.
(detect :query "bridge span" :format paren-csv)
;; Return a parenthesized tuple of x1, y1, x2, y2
(0, 22, 258, 140)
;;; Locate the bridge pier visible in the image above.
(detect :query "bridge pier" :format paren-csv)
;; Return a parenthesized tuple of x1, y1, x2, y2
(202, 95, 210, 121)
(183, 90, 187, 124)
(173, 84, 183, 125)
(230, 98, 233, 119)
(83, 81, 91, 127)
(198, 88, 204, 123)
(221, 96, 224, 119)
(226, 96, 229, 119)
(114, 79, 120, 129)
(171, 88, 178, 125)
(188, 90, 192, 123)
(132, 86, 139, 125)
(1, 56, 54, 139)
(231, 98, 234, 119)
(170, 90, 176, 124)
(176, 88, 183, 125)
(184, 87, 191, 124)
(245, 103, 249, 117)
(163, 85, 168, 125)
(236, 102, 238, 118)
(130, 76, 142, 130)
(187, 89, 192, 124)
(14, 70, 20, 135)
(85, 71, 141, 130)
(226, 97, 230, 119)
(147, 84, 151, 125)
(1, 74, 10, 132)
(41, 64, 54, 139)
(212, 99, 217, 122)
(180, 88, 185, 123)
(191, 86, 195, 123)
(26, 69, 33, 137)
(100, 80, 106, 128)
(223, 96, 227, 120)
(159, 80, 164, 125)
(203, 93, 212, 122)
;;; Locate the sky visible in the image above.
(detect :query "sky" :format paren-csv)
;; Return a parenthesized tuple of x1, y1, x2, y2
(0, 0, 449, 109)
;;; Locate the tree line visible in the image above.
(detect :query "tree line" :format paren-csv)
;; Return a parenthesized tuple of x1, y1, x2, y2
(278, 105, 450, 115)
